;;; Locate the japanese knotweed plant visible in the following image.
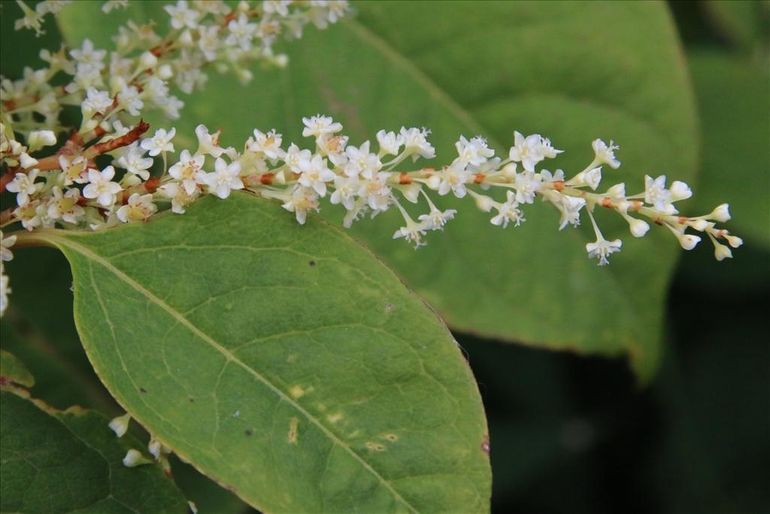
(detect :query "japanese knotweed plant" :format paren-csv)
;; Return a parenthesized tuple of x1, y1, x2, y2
(0, 1, 741, 513)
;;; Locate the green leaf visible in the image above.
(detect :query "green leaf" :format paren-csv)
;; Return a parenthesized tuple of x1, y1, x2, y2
(688, 52, 770, 249)
(0, 350, 34, 388)
(23, 194, 490, 514)
(56, 1, 697, 379)
(702, 0, 770, 53)
(0, 390, 189, 514)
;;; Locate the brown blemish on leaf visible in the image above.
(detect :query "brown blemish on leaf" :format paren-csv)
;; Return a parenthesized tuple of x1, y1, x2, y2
(244, 428, 253, 437)
(365, 441, 385, 452)
(382, 433, 398, 442)
(308, 259, 316, 267)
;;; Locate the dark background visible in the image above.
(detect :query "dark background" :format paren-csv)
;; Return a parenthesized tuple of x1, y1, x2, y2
(1, 1, 768, 513)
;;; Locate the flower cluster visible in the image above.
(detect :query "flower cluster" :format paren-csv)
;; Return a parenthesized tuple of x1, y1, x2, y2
(3, 0, 349, 136)
(0, 1, 741, 319)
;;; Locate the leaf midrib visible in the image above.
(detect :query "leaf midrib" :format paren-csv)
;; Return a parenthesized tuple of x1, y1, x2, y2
(51, 235, 420, 514)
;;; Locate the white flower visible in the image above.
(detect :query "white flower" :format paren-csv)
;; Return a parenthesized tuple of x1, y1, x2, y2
(0, 231, 17, 262)
(283, 143, 312, 172)
(47, 187, 85, 224)
(116, 143, 154, 180)
(330, 175, 360, 210)
(123, 449, 151, 468)
(358, 172, 392, 211)
(195, 124, 224, 157)
(59, 154, 89, 185)
(399, 127, 435, 161)
(344, 141, 381, 178)
(6, 170, 42, 206)
(586, 237, 622, 266)
(557, 195, 586, 230)
(141, 128, 176, 156)
(108, 413, 131, 437)
(376, 130, 402, 156)
(81, 87, 112, 118)
(83, 166, 123, 207)
(568, 167, 602, 190)
(428, 161, 471, 198)
(709, 203, 730, 222)
(263, 0, 292, 16)
(70, 39, 106, 68)
(669, 180, 692, 202)
(117, 193, 158, 223)
(393, 220, 428, 248)
(249, 129, 285, 160)
(490, 191, 524, 228)
(198, 25, 220, 61)
(512, 170, 542, 204)
(644, 175, 675, 213)
(302, 114, 343, 139)
(117, 85, 143, 116)
(159, 181, 199, 214)
(226, 14, 258, 51)
(198, 158, 243, 199)
(282, 186, 319, 224)
(102, 0, 129, 13)
(165, 0, 200, 29)
(540, 137, 562, 159)
(168, 149, 205, 194)
(418, 207, 456, 230)
(509, 131, 545, 172)
(297, 155, 335, 196)
(455, 135, 494, 166)
(19, 153, 38, 170)
(27, 130, 56, 151)
(592, 139, 621, 169)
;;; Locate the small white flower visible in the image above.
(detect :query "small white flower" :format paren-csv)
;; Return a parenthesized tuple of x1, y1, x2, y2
(195, 124, 224, 157)
(302, 114, 343, 139)
(249, 129, 285, 160)
(198, 158, 243, 199)
(455, 135, 494, 166)
(586, 237, 622, 266)
(116, 143, 154, 180)
(512, 170, 542, 204)
(141, 128, 176, 156)
(568, 167, 602, 190)
(557, 195, 586, 230)
(418, 207, 456, 230)
(19, 153, 38, 170)
(108, 413, 131, 438)
(399, 127, 435, 161)
(344, 141, 381, 178)
(283, 143, 312, 172)
(122, 449, 151, 468)
(358, 172, 392, 211)
(81, 87, 112, 118)
(376, 130, 402, 156)
(0, 231, 17, 262)
(6, 170, 42, 206)
(430, 161, 471, 198)
(165, 0, 200, 30)
(47, 187, 85, 224)
(709, 203, 731, 222)
(490, 191, 524, 228)
(592, 139, 621, 169)
(117, 193, 157, 223)
(83, 166, 123, 207)
(27, 130, 57, 151)
(297, 155, 335, 196)
(393, 220, 428, 248)
(168, 149, 205, 194)
(69, 39, 106, 68)
(282, 186, 319, 224)
(159, 181, 199, 214)
(330, 175, 360, 210)
(509, 131, 546, 172)
(226, 13, 258, 51)
(644, 175, 675, 213)
(117, 85, 143, 116)
(669, 180, 692, 202)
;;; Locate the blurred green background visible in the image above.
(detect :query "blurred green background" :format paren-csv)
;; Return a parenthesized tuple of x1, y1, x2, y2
(1, 1, 768, 513)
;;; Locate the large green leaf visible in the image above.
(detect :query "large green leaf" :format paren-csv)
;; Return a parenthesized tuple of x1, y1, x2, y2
(57, 1, 698, 379)
(688, 52, 769, 249)
(0, 390, 188, 514)
(21, 194, 490, 514)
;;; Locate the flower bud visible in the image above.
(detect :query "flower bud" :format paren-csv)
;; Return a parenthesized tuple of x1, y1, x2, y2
(628, 218, 650, 238)
(709, 203, 731, 222)
(724, 234, 743, 249)
(27, 130, 56, 151)
(714, 242, 732, 261)
(19, 153, 38, 169)
(670, 180, 692, 201)
(122, 449, 152, 467)
(157, 64, 173, 80)
(678, 233, 701, 250)
(108, 413, 131, 437)
(139, 51, 158, 70)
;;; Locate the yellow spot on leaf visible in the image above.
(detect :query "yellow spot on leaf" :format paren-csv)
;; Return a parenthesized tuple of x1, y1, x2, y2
(288, 417, 299, 444)
(327, 413, 344, 424)
(289, 385, 312, 399)
(365, 441, 385, 452)
(382, 433, 398, 442)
